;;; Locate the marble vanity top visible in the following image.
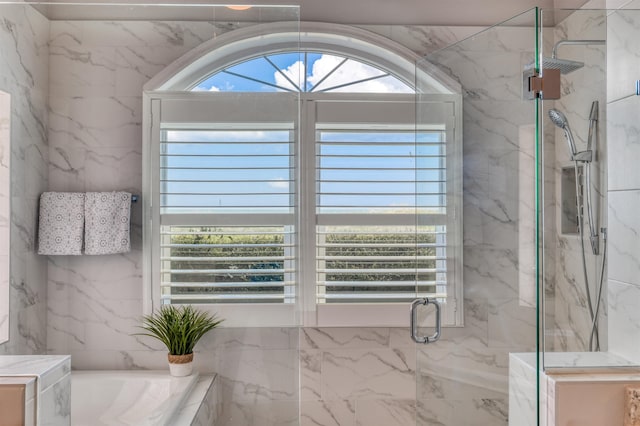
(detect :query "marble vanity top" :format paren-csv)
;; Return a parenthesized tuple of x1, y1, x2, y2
(0, 355, 70, 389)
(512, 351, 639, 372)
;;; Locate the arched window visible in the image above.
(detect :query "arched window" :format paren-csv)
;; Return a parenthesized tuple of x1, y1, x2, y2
(192, 52, 414, 93)
(144, 23, 463, 327)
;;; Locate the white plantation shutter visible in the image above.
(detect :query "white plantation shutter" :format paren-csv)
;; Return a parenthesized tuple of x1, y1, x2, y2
(148, 93, 461, 326)
(314, 99, 450, 304)
(311, 98, 461, 326)
(151, 94, 299, 324)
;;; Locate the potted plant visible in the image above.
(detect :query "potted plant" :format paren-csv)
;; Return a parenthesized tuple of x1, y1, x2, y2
(136, 305, 223, 376)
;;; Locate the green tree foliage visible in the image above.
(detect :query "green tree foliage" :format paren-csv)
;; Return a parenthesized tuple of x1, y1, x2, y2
(168, 227, 439, 302)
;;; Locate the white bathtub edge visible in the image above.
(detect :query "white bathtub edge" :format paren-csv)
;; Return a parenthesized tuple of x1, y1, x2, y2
(170, 374, 216, 426)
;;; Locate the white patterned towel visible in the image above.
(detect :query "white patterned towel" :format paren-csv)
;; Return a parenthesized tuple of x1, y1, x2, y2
(37, 192, 85, 255)
(84, 192, 131, 255)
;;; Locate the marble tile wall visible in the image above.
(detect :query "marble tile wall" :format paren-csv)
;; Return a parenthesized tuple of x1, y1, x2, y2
(41, 16, 541, 426)
(0, 91, 9, 344)
(545, 9, 608, 354)
(605, 4, 640, 364)
(0, 4, 50, 355)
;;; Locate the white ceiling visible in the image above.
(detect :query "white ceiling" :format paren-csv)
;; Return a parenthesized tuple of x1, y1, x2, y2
(268, 0, 591, 26)
(30, 0, 592, 25)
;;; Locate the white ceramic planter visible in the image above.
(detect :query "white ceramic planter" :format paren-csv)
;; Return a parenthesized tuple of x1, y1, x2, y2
(169, 361, 193, 377)
(167, 353, 194, 377)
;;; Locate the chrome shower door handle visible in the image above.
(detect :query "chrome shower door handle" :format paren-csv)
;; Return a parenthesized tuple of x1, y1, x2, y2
(410, 298, 441, 344)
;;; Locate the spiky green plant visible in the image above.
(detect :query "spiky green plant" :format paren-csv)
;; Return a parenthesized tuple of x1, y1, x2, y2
(136, 305, 224, 355)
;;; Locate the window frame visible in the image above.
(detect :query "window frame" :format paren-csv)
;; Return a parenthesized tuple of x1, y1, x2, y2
(142, 23, 464, 328)
(144, 91, 462, 327)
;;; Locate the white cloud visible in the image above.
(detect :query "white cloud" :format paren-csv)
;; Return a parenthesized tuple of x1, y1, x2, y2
(192, 85, 221, 92)
(167, 130, 276, 143)
(268, 178, 289, 189)
(273, 54, 412, 93)
(274, 60, 304, 91)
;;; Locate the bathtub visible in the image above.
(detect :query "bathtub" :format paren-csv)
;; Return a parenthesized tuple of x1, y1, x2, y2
(71, 371, 199, 426)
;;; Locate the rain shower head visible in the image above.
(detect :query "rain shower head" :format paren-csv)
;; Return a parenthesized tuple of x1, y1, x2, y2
(540, 57, 584, 75)
(524, 57, 584, 75)
(524, 39, 605, 76)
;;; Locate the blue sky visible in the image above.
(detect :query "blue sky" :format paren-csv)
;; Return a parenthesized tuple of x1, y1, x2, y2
(163, 52, 442, 213)
(193, 52, 413, 93)
(162, 129, 445, 214)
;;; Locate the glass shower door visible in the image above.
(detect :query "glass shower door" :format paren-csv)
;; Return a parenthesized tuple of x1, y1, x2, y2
(414, 8, 540, 425)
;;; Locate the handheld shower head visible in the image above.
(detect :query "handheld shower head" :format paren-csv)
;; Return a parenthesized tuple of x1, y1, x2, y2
(549, 108, 578, 158)
(548, 108, 568, 129)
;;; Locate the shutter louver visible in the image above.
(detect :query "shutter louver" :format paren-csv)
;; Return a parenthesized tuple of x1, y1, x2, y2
(159, 127, 296, 304)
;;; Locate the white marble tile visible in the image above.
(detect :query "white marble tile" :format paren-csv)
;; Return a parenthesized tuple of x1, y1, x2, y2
(432, 51, 526, 101)
(580, 0, 607, 7)
(608, 279, 640, 363)
(300, 327, 390, 350)
(300, 349, 322, 401)
(463, 100, 535, 251)
(551, 233, 607, 353)
(451, 399, 508, 426)
(301, 400, 355, 426)
(321, 348, 415, 401)
(114, 45, 190, 96)
(74, 21, 187, 48)
(607, 0, 633, 8)
(68, 349, 167, 370)
(49, 45, 118, 98)
(0, 355, 69, 378)
(416, 345, 509, 400)
(360, 25, 482, 57)
(81, 298, 153, 351)
(0, 3, 50, 356)
(553, 9, 606, 42)
(216, 400, 299, 426)
(197, 327, 298, 352)
(172, 375, 217, 426)
(608, 190, 640, 286)
(47, 253, 142, 303)
(416, 399, 454, 425)
(508, 353, 537, 426)
(212, 348, 299, 402)
(388, 327, 421, 348)
(607, 9, 640, 102)
(39, 373, 71, 426)
(51, 96, 141, 148)
(463, 247, 519, 300)
(487, 298, 536, 349)
(0, 255, 8, 344)
(607, 96, 640, 191)
(83, 146, 142, 192)
(355, 399, 415, 426)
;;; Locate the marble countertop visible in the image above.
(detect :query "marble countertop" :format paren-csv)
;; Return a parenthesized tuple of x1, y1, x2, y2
(0, 355, 70, 389)
(511, 351, 640, 375)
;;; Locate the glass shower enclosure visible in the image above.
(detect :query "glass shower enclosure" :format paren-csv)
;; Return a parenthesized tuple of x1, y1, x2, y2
(415, 9, 540, 425)
(415, 5, 640, 425)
